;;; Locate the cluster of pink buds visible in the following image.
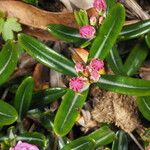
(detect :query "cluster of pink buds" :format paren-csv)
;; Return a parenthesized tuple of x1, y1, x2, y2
(69, 59, 104, 92)
(79, 25, 96, 39)
(79, 0, 107, 39)
(9, 141, 39, 150)
(93, 0, 107, 12)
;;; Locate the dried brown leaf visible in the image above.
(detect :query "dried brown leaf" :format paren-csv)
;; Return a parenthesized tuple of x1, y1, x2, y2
(0, 1, 97, 29)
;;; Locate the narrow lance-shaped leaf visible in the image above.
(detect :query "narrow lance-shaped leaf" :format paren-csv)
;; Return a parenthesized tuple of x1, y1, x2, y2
(136, 97, 150, 121)
(47, 24, 86, 44)
(145, 34, 150, 48)
(14, 77, 34, 120)
(0, 100, 18, 126)
(62, 126, 116, 150)
(88, 4, 125, 60)
(18, 33, 77, 76)
(0, 41, 18, 85)
(119, 19, 150, 41)
(106, 46, 125, 75)
(88, 126, 116, 149)
(32, 87, 67, 108)
(124, 40, 149, 76)
(112, 130, 128, 150)
(106, 0, 116, 13)
(16, 132, 47, 149)
(62, 137, 95, 150)
(96, 74, 150, 96)
(54, 86, 89, 136)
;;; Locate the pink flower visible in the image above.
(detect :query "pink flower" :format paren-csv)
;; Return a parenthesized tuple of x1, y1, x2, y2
(89, 58, 104, 71)
(90, 70, 100, 81)
(9, 141, 39, 150)
(93, 0, 107, 12)
(90, 16, 97, 26)
(75, 63, 84, 73)
(80, 25, 96, 39)
(69, 77, 85, 92)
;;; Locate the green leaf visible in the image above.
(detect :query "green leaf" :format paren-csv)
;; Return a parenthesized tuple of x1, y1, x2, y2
(88, 126, 116, 148)
(18, 33, 77, 76)
(119, 19, 150, 40)
(22, 0, 38, 5)
(137, 97, 150, 121)
(0, 100, 18, 126)
(14, 77, 34, 120)
(74, 9, 89, 26)
(96, 74, 150, 96)
(16, 132, 47, 149)
(62, 137, 95, 150)
(58, 137, 70, 149)
(124, 40, 149, 76)
(106, 0, 116, 13)
(112, 130, 128, 150)
(27, 109, 54, 130)
(106, 46, 125, 75)
(54, 87, 89, 136)
(32, 87, 67, 108)
(2, 17, 22, 41)
(47, 24, 86, 44)
(88, 4, 125, 60)
(0, 41, 18, 85)
(0, 18, 4, 33)
(145, 34, 150, 48)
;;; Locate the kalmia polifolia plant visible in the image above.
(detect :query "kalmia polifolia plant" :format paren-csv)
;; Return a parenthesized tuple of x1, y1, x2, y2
(0, 0, 150, 149)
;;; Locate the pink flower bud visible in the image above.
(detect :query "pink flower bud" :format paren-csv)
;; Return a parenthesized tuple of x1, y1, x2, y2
(75, 63, 84, 73)
(69, 77, 85, 92)
(90, 16, 97, 26)
(90, 58, 104, 71)
(80, 25, 96, 39)
(90, 70, 100, 81)
(9, 141, 39, 150)
(99, 16, 104, 24)
(93, 0, 107, 12)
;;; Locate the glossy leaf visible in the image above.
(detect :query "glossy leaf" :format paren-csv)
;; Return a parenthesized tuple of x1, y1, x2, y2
(145, 34, 150, 48)
(107, 46, 125, 75)
(32, 87, 67, 108)
(14, 77, 34, 120)
(88, 4, 125, 60)
(74, 9, 89, 26)
(88, 126, 116, 148)
(0, 41, 18, 85)
(137, 97, 150, 121)
(96, 74, 150, 96)
(124, 40, 149, 76)
(0, 100, 18, 126)
(62, 137, 95, 150)
(106, 0, 116, 13)
(47, 24, 86, 44)
(16, 132, 47, 149)
(18, 33, 77, 76)
(58, 137, 70, 150)
(112, 130, 128, 150)
(54, 87, 89, 136)
(27, 109, 54, 130)
(119, 19, 150, 40)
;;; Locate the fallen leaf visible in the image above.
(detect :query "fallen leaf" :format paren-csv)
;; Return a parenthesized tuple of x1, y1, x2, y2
(0, 1, 97, 30)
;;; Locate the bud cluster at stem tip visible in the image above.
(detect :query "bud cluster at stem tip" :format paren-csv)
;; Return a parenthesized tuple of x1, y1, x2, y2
(69, 58, 105, 92)
(9, 141, 39, 150)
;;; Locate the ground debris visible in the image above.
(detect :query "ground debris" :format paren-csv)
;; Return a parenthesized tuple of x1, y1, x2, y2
(91, 87, 140, 133)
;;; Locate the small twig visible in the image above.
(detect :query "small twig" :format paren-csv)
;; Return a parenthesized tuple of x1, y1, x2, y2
(128, 133, 144, 150)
